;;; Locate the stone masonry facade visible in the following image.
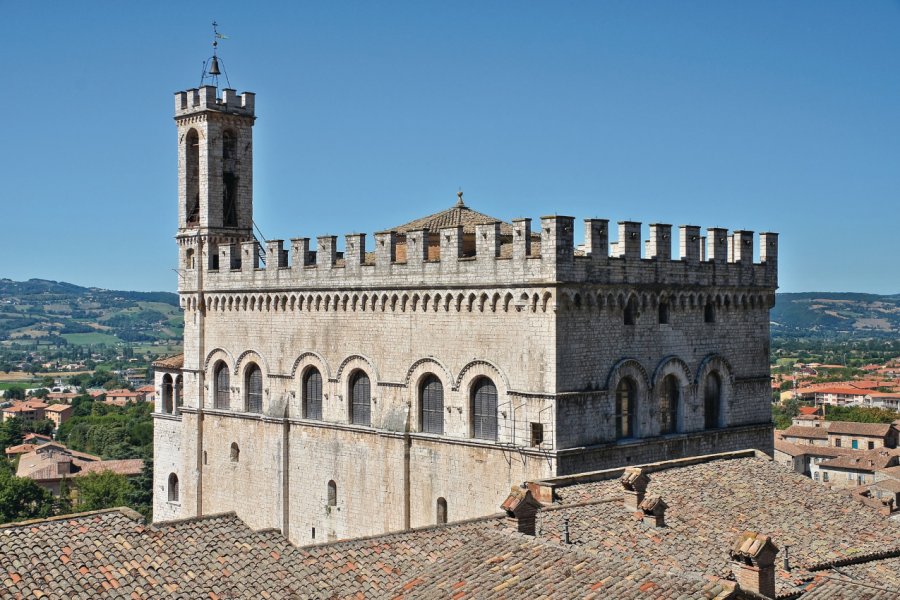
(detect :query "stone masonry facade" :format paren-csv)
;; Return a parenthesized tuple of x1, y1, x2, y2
(153, 83, 778, 545)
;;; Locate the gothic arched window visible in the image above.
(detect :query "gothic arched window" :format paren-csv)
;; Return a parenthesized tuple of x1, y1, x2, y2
(659, 375, 679, 435)
(704, 372, 722, 429)
(214, 362, 230, 410)
(350, 371, 371, 426)
(304, 368, 323, 420)
(615, 378, 636, 440)
(245, 364, 263, 413)
(230, 442, 240, 462)
(472, 377, 498, 441)
(420, 375, 444, 435)
(175, 375, 183, 414)
(327, 480, 337, 507)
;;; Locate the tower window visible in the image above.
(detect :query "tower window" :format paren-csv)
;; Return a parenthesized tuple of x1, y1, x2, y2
(185, 129, 200, 227)
(214, 362, 230, 410)
(530, 422, 544, 447)
(704, 302, 716, 323)
(223, 173, 238, 227)
(230, 442, 240, 462)
(624, 297, 637, 326)
(436, 497, 448, 525)
(327, 480, 337, 507)
(615, 378, 636, 440)
(659, 375, 679, 435)
(704, 372, 722, 429)
(161, 374, 173, 414)
(304, 368, 323, 420)
(472, 377, 498, 441)
(350, 371, 371, 426)
(245, 364, 263, 413)
(658, 301, 669, 325)
(420, 375, 444, 435)
(167, 473, 179, 502)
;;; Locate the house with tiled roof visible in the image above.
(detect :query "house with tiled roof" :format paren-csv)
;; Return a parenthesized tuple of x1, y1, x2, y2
(103, 388, 147, 407)
(811, 448, 900, 489)
(15, 442, 144, 495)
(44, 403, 73, 428)
(1, 399, 48, 423)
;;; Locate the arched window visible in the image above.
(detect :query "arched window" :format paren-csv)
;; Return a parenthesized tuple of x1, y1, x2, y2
(624, 297, 638, 326)
(472, 377, 498, 441)
(704, 302, 716, 323)
(350, 371, 371, 426)
(436, 497, 448, 525)
(185, 129, 200, 227)
(245, 364, 263, 413)
(214, 362, 230, 410)
(659, 375, 679, 435)
(327, 480, 337, 507)
(175, 375, 183, 414)
(420, 375, 444, 435)
(615, 378, 636, 439)
(161, 374, 173, 414)
(704, 372, 722, 429)
(186, 248, 195, 269)
(303, 368, 323, 420)
(658, 301, 669, 325)
(168, 473, 179, 502)
(230, 442, 240, 462)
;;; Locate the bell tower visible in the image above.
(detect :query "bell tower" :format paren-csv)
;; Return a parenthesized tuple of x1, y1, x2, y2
(174, 85, 256, 280)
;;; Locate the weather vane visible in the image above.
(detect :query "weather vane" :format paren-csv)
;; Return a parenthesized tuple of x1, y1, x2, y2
(200, 21, 231, 89)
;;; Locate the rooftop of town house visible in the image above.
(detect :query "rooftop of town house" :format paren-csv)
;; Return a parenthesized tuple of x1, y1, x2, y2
(774, 438, 859, 459)
(826, 421, 895, 437)
(151, 353, 184, 370)
(782, 425, 829, 439)
(817, 448, 900, 473)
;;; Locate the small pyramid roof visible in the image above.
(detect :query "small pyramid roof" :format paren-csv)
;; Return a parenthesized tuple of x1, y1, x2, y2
(384, 195, 513, 236)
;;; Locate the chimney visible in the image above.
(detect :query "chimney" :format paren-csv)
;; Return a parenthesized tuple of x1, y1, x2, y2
(500, 485, 542, 536)
(638, 495, 668, 527)
(730, 531, 779, 599)
(620, 467, 650, 512)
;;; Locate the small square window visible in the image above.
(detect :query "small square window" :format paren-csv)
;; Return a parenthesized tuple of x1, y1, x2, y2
(530, 423, 544, 447)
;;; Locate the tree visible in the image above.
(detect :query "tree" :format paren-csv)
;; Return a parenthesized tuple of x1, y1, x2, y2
(75, 470, 130, 512)
(0, 467, 54, 524)
(0, 418, 24, 451)
(5, 386, 26, 401)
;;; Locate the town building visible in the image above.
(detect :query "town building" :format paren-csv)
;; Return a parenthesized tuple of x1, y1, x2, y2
(151, 70, 779, 543)
(810, 448, 900, 489)
(14, 442, 144, 495)
(1, 399, 48, 423)
(43, 403, 73, 429)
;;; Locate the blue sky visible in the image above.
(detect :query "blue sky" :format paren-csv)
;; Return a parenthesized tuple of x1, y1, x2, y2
(2, 2, 897, 293)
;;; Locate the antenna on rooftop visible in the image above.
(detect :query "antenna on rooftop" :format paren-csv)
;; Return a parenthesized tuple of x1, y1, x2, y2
(200, 21, 232, 89)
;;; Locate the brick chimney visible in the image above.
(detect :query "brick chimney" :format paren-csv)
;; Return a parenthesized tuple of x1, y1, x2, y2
(639, 495, 668, 527)
(500, 485, 542, 536)
(730, 531, 779, 599)
(620, 467, 650, 512)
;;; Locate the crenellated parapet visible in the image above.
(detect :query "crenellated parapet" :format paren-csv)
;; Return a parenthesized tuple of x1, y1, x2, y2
(178, 216, 778, 294)
(174, 86, 255, 119)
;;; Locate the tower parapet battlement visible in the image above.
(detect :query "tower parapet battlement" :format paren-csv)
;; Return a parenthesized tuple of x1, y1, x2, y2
(179, 216, 778, 293)
(175, 86, 255, 118)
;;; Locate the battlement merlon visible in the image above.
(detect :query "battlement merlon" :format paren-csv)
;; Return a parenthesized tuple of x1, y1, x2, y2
(174, 86, 256, 118)
(179, 220, 779, 293)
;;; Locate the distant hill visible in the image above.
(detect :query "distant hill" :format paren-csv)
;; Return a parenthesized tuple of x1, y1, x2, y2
(772, 292, 900, 339)
(0, 278, 182, 346)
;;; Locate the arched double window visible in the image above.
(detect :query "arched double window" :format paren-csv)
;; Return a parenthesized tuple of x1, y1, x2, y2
(245, 364, 263, 413)
(472, 377, 498, 441)
(304, 368, 323, 420)
(168, 473, 179, 502)
(704, 372, 722, 429)
(420, 375, 444, 435)
(161, 374, 173, 414)
(615, 378, 636, 440)
(350, 371, 371, 426)
(659, 375, 679, 435)
(214, 362, 230, 410)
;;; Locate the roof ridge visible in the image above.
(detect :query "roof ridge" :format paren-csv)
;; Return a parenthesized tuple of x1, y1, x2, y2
(0, 506, 144, 530)
(151, 510, 241, 529)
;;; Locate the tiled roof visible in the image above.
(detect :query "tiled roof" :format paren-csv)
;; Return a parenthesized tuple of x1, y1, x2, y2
(799, 406, 821, 415)
(783, 425, 829, 439)
(45, 404, 73, 413)
(826, 421, 893, 437)
(385, 199, 528, 237)
(152, 353, 184, 370)
(0, 509, 734, 599)
(800, 556, 900, 599)
(76, 459, 145, 477)
(542, 455, 900, 596)
(818, 449, 900, 472)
